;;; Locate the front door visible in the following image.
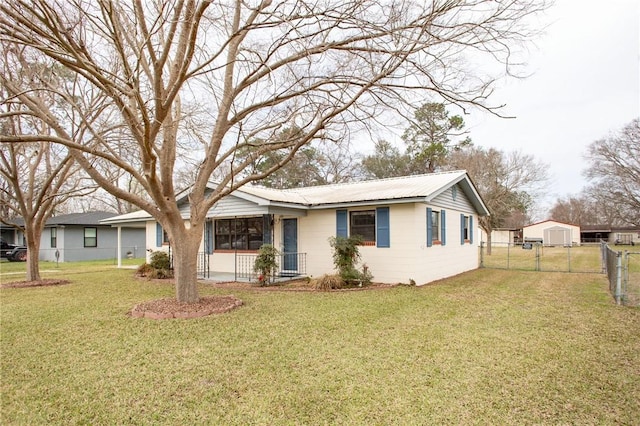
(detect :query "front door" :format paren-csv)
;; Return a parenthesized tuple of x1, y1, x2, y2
(282, 218, 298, 272)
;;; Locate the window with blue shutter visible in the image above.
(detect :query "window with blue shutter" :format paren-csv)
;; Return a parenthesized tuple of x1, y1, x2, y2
(376, 207, 390, 248)
(460, 214, 465, 245)
(440, 210, 446, 246)
(336, 210, 348, 237)
(156, 222, 163, 247)
(205, 220, 214, 254)
(426, 207, 433, 247)
(469, 216, 474, 244)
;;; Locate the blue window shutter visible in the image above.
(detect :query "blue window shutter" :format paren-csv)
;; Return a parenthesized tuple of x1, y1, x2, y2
(460, 214, 465, 245)
(263, 214, 272, 245)
(440, 210, 446, 246)
(469, 216, 474, 244)
(205, 220, 214, 254)
(426, 207, 433, 247)
(376, 207, 390, 248)
(336, 210, 348, 237)
(156, 222, 163, 247)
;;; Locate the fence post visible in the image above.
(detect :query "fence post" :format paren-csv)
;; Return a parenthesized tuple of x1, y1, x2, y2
(615, 251, 622, 305)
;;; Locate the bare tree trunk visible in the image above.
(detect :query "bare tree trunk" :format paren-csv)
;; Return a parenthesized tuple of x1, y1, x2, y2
(480, 218, 493, 256)
(24, 227, 41, 281)
(171, 227, 202, 303)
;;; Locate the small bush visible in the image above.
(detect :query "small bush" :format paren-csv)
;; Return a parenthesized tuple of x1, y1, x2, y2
(314, 274, 345, 291)
(136, 263, 154, 277)
(149, 251, 171, 271)
(138, 251, 173, 279)
(148, 268, 171, 279)
(327, 235, 374, 286)
(254, 244, 279, 286)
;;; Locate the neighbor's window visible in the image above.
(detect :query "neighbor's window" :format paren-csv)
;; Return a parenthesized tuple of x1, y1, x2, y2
(350, 210, 376, 243)
(50, 227, 57, 248)
(84, 227, 97, 247)
(215, 217, 263, 251)
(431, 210, 440, 242)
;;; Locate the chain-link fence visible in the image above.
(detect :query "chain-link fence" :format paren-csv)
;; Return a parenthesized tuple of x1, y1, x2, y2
(481, 241, 639, 306)
(603, 245, 640, 306)
(624, 252, 640, 306)
(479, 242, 603, 273)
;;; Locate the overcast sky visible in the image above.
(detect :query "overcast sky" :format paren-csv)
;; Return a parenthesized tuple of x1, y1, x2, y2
(466, 0, 639, 215)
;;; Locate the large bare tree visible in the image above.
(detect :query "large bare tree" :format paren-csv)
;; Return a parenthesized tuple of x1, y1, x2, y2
(447, 147, 549, 253)
(0, 0, 548, 302)
(0, 44, 94, 281)
(584, 118, 640, 226)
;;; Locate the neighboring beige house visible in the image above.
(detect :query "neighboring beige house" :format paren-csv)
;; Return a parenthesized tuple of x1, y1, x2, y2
(523, 220, 581, 247)
(479, 228, 520, 246)
(103, 170, 489, 285)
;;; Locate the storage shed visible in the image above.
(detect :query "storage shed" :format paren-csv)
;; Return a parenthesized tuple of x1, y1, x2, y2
(523, 220, 580, 247)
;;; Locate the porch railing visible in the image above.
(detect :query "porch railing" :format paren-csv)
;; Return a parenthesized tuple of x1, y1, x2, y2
(235, 252, 307, 282)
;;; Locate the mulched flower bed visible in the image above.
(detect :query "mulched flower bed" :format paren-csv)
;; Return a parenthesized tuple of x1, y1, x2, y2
(0, 279, 71, 289)
(131, 295, 243, 320)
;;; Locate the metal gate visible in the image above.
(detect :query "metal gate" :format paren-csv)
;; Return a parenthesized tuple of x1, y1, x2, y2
(197, 251, 210, 279)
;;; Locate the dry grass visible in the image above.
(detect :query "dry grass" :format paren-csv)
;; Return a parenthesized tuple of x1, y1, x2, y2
(312, 273, 345, 291)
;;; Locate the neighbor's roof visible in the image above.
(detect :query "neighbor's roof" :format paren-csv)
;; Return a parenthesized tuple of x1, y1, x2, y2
(45, 211, 117, 226)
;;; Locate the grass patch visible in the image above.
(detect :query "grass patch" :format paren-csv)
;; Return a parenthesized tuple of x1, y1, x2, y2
(1, 267, 639, 424)
(0, 258, 144, 280)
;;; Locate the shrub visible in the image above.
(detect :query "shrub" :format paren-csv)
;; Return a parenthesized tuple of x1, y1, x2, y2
(148, 268, 171, 279)
(138, 251, 173, 279)
(328, 235, 373, 286)
(136, 263, 154, 277)
(149, 251, 171, 271)
(254, 244, 280, 286)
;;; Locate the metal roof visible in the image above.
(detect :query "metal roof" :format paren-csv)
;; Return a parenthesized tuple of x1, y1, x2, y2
(239, 170, 487, 212)
(103, 170, 489, 224)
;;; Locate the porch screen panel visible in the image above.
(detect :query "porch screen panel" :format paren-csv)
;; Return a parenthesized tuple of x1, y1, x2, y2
(263, 214, 272, 245)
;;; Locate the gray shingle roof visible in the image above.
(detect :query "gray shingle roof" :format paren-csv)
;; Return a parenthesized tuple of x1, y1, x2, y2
(45, 211, 117, 226)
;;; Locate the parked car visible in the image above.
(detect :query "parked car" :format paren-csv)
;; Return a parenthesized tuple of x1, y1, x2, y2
(7, 245, 27, 262)
(0, 238, 17, 259)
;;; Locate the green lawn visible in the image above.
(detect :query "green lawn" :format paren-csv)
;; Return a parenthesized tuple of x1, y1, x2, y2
(1, 265, 639, 424)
